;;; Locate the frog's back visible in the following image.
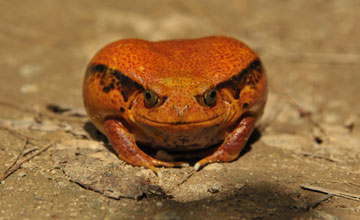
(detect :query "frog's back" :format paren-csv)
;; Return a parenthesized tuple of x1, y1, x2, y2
(86, 36, 259, 86)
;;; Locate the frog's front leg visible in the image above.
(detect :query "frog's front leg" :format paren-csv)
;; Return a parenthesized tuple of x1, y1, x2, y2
(194, 116, 256, 170)
(103, 119, 188, 174)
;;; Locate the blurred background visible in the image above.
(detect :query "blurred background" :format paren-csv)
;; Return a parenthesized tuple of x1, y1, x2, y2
(1, 0, 359, 109)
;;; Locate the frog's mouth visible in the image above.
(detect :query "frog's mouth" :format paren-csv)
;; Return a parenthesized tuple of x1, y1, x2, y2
(134, 111, 227, 127)
(131, 111, 231, 151)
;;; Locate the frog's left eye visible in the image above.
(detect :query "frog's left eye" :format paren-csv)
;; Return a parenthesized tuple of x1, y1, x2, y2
(144, 89, 159, 108)
(202, 88, 217, 107)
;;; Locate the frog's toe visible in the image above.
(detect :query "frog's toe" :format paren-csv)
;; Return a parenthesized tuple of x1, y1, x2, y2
(179, 162, 190, 167)
(151, 159, 189, 168)
(147, 160, 189, 177)
(193, 162, 202, 171)
(193, 155, 221, 171)
(148, 165, 162, 177)
(194, 158, 213, 171)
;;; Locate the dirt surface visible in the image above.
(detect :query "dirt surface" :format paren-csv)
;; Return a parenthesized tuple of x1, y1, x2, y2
(1, 0, 360, 219)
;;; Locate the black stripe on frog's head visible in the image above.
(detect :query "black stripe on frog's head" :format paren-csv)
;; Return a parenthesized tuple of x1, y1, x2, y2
(216, 59, 263, 99)
(86, 64, 144, 102)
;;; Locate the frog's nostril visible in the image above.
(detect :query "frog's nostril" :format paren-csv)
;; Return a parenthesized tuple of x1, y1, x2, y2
(172, 104, 190, 117)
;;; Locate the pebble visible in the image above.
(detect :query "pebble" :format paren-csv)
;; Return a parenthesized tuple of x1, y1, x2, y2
(207, 183, 221, 194)
(18, 64, 41, 77)
(20, 84, 38, 94)
(17, 171, 26, 177)
(156, 202, 163, 208)
(234, 183, 245, 190)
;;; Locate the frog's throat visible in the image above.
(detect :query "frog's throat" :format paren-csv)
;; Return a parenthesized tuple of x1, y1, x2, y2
(133, 111, 227, 127)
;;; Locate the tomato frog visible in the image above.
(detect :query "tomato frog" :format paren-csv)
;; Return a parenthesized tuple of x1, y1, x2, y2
(83, 36, 267, 174)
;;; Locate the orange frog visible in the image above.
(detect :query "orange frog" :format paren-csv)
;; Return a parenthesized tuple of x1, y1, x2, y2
(83, 36, 267, 173)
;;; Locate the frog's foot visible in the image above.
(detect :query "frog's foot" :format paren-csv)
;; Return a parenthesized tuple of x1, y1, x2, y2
(194, 116, 256, 171)
(144, 159, 189, 177)
(103, 119, 188, 176)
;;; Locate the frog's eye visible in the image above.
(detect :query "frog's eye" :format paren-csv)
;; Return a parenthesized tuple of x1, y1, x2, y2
(202, 88, 217, 107)
(144, 89, 159, 108)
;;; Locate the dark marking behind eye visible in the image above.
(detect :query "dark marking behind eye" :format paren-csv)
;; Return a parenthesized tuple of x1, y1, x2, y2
(87, 64, 144, 101)
(242, 103, 249, 109)
(91, 64, 107, 73)
(217, 59, 263, 99)
(102, 81, 115, 93)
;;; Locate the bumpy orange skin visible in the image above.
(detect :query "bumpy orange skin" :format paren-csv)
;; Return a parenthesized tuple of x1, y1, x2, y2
(83, 36, 267, 172)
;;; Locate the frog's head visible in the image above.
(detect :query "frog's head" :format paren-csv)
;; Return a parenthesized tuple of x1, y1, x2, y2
(83, 36, 267, 149)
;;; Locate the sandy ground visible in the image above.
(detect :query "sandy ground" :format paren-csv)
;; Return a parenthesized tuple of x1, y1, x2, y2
(1, 0, 360, 219)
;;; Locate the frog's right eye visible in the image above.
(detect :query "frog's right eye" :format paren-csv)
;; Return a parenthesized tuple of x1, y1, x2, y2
(144, 89, 159, 108)
(203, 88, 217, 106)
